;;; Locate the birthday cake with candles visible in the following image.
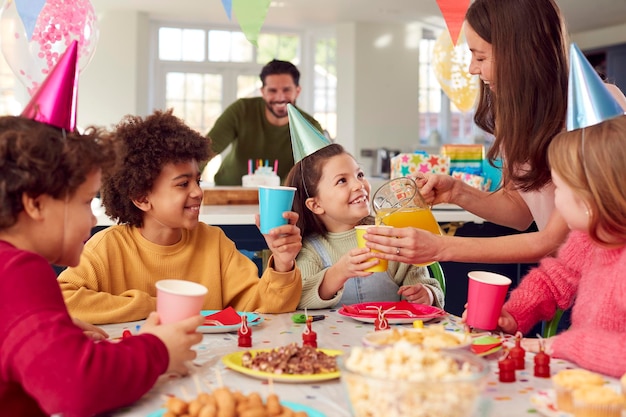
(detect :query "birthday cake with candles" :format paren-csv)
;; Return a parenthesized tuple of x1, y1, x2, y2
(242, 166, 280, 187)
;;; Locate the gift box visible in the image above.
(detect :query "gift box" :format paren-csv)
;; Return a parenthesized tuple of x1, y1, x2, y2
(482, 158, 502, 191)
(390, 153, 450, 179)
(451, 171, 492, 192)
(441, 144, 484, 176)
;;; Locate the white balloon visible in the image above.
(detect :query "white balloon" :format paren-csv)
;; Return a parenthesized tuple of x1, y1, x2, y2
(0, 0, 98, 95)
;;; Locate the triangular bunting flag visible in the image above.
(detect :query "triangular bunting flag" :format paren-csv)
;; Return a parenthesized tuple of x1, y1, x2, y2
(221, 0, 233, 20)
(14, 0, 46, 41)
(232, 0, 271, 47)
(436, 0, 471, 46)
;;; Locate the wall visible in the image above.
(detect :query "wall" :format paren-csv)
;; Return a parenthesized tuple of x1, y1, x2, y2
(571, 23, 626, 49)
(336, 22, 421, 166)
(71, 12, 624, 141)
(78, 11, 150, 129)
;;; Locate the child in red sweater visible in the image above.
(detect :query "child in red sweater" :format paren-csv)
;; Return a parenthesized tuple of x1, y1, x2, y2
(0, 115, 203, 416)
(493, 115, 626, 377)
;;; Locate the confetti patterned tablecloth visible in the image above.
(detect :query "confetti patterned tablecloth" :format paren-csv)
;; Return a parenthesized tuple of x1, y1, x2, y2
(104, 309, 618, 417)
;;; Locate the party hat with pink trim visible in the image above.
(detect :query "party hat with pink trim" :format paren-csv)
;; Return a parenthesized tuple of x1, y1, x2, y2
(567, 43, 625, 131)
(20, 40, 79, 131)
(288, 103, 331, 163)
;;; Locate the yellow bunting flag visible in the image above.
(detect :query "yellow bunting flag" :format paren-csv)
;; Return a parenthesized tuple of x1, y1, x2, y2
(232, 0, 271, 47)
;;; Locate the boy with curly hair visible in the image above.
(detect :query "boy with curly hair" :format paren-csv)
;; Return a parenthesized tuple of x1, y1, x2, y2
(0, 115, 203, 416)
(58, 110, 303, 324)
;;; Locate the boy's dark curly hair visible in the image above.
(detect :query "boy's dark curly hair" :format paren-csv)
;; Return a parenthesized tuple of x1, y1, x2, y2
(102, 109, 212, 227)
(0, 116, 119, 229)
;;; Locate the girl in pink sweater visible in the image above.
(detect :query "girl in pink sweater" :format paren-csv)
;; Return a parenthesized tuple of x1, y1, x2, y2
(495, 115, 626, 377)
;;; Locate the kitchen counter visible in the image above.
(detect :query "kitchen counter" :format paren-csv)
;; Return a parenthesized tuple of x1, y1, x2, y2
(95, 202, 485, 226)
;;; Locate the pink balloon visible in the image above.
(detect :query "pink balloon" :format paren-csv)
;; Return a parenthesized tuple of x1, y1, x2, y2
(0, 0, 98, 96)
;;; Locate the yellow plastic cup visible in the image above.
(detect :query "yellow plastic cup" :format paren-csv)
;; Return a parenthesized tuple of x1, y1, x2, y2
(355, 225, 388, 273)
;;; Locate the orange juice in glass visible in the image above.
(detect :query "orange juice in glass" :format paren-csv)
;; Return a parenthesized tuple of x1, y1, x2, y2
(375, 207, 442, 235)
(372, 177, 441, 266)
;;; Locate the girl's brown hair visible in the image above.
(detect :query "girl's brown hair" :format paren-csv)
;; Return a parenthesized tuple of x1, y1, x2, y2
(466, 0, 568, 192)
(284, 143, 352, 238)
(0, 116, 119, 228)
(548, 116, 626, 246)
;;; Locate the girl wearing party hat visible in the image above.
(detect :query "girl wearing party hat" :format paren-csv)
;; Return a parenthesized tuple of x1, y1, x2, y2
(0, 44, 203, 416)
(285, 105, 444, 309)
(488, 114, 626, 378)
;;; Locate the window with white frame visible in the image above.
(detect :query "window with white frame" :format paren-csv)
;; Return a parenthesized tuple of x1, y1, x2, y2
(313, 37, 337, 140)
(419, 28, 476, 145)
(154, 25, 301, 135)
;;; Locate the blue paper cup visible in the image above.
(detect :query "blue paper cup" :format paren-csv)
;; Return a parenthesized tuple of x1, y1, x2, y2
(258, 186, 296, 234)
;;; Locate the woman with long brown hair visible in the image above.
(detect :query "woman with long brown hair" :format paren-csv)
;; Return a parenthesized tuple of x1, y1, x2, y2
(364, 0, 626, 266)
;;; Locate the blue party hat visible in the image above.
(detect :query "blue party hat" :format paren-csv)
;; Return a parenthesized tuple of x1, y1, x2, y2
(288, 103, 331, 163)
(567, 43, 624, 131)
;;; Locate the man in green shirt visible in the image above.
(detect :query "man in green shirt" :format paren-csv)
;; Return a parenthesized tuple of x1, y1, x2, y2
(208, 60, 323, 185)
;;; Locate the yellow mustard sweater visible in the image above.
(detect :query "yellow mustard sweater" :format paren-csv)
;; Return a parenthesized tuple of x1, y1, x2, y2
(58, 224, 302, 324)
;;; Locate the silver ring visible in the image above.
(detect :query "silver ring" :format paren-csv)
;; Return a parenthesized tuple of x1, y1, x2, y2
(396, 247, 400, 255)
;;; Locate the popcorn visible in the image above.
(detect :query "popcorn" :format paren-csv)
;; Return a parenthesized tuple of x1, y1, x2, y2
(342, 343, 487, 417)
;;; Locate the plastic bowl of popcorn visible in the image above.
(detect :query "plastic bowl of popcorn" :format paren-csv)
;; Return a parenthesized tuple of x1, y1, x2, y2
(340, 342, 489, 417)
(362, 327, 472, 351)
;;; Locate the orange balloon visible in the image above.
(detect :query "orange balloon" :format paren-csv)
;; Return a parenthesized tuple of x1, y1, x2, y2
(432, 30, 479, 112)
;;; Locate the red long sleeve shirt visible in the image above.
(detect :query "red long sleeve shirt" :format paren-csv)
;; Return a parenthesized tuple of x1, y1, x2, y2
(0, 241, 169, 417)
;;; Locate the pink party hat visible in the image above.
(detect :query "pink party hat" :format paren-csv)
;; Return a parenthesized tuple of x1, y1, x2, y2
(21, 40, 79, 131)
(288, 103, 331, 163)
(567, 43, 624, 131)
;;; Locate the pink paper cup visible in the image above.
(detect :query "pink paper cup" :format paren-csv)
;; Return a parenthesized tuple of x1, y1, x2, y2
(466, 271, 512, 330)
(155, 279, 208, 324)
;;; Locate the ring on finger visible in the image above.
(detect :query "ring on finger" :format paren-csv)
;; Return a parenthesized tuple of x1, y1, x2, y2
(396, 247, 400, 255)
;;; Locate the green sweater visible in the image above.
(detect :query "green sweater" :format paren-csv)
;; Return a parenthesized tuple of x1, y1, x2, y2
(208, 97, 323, 185)
(296, 230, 445, 309)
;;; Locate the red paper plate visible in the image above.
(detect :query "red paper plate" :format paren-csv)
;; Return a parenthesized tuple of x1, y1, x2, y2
(338, 301, 446, 324)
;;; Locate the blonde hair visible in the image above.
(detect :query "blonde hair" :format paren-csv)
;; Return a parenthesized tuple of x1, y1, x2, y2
(548, 116, 626, 246)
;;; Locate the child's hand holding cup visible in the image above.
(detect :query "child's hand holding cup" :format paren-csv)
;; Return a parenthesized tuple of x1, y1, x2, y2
(465, 271, 512, 330)
(258, 185, 297, 234)
(355, 225, 390, 272)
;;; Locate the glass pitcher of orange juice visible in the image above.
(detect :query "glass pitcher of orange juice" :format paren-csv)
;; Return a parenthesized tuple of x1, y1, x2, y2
(372, 177, 442, 266)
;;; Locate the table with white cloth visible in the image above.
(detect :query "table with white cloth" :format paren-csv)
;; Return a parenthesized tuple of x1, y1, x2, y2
(104, 309, 618, 417)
